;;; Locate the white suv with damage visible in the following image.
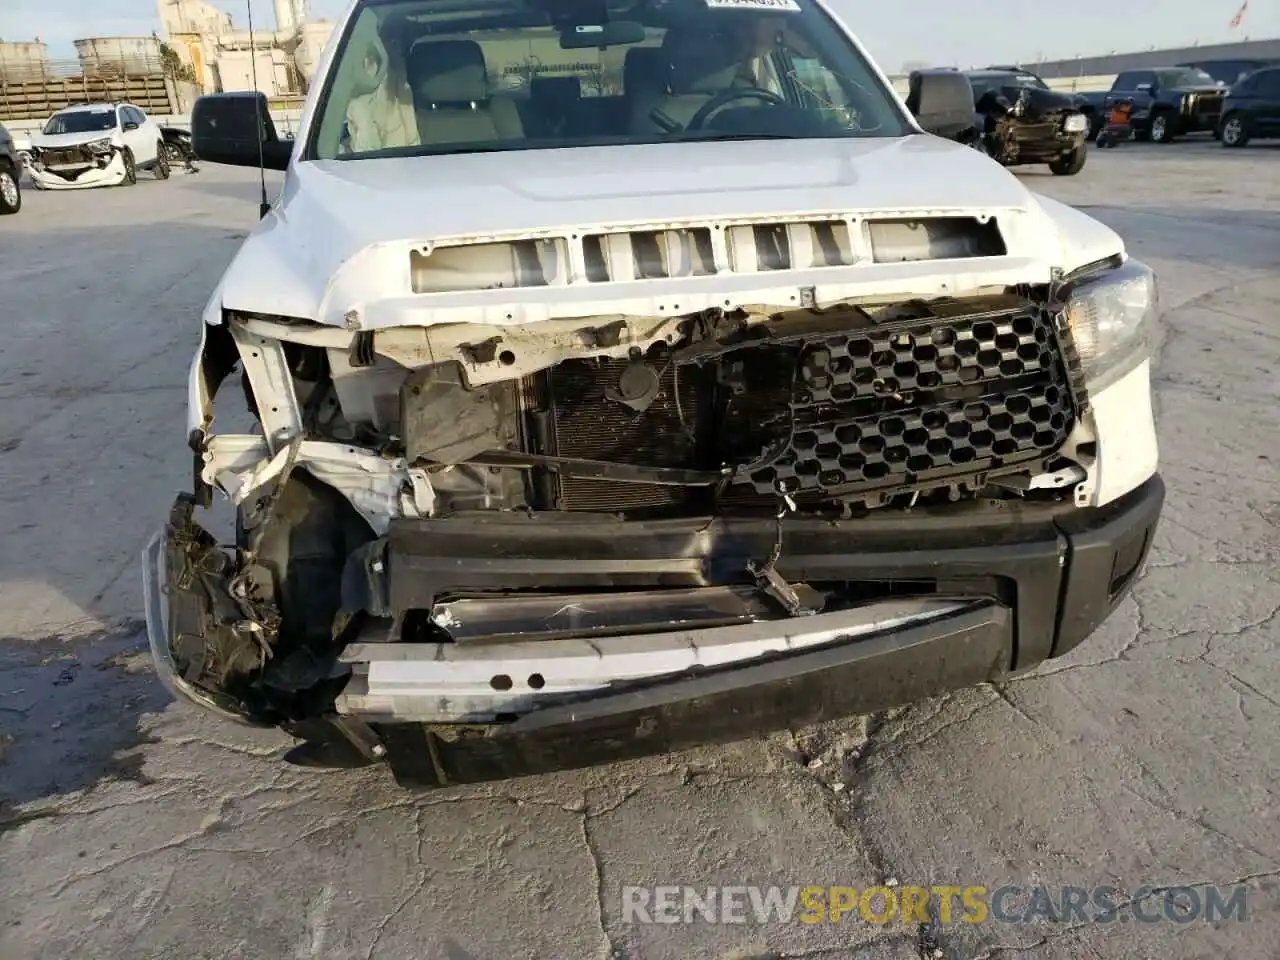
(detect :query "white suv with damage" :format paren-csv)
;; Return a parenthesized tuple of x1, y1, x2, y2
(29, 102, 170, 189)
(144, 0, 1163, 784)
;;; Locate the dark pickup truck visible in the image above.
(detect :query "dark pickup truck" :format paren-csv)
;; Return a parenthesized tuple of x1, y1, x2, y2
(963, 69, 1090, 174)
(1218, 64, 1280, 147)
(1104, 66, 1226, 142)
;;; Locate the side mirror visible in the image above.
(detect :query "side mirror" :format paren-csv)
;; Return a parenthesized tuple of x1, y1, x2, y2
(191, 92, 293, 171)
(906, 69, 978, 140)
(123, 120, 139, 131)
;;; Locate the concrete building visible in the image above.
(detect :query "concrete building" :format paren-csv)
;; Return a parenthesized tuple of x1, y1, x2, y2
(1019, 38, 1280, 81)
(156, 0, 335, 97)
(159, 0, 233, 90)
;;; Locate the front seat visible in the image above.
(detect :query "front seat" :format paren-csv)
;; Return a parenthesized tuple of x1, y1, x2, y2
(631, 28, 743, 134)
(409, 39, 523, 144)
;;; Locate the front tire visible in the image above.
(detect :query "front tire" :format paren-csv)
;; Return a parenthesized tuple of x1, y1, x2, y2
(1150, 112, 1175, 143)
(1220, 114, 1250, 148)
(153, 145, 171, 179)
(119, 148, 137, 186)
(1049, 148, 1087, 176)
(0, 164, 21, 214)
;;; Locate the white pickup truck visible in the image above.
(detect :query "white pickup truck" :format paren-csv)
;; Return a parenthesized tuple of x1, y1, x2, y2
(143, 0, 1163, 785)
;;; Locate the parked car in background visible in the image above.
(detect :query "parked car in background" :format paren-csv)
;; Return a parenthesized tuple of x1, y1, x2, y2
(1104, 67, 1225, 142)
(1179, 58, 1276, 87)
(963, 69, 1090, 174)
(0, 121, 22, 214)
(28, 102, 170, 190)
(1218, 65, 1280, 147)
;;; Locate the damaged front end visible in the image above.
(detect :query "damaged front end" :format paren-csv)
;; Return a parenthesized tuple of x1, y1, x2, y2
(28, 141, 129, 189)
(144, 211, 1157, 772)
(976, 87, 1089, 166)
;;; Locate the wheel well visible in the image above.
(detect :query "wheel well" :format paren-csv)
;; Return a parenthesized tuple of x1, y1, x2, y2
(243, 469, 377, 650)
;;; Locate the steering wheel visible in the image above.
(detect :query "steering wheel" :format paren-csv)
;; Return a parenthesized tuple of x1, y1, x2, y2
(685, 86, 787, 132)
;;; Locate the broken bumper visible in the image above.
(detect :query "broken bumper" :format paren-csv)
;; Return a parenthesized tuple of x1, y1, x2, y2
(142, 476, 1163, 781)
(29, 153, 126, 190)
(1006, 131, 1086, 163)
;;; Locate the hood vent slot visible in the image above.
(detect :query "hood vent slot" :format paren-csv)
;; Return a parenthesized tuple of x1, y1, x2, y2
(867, 217, 1006, 264)
(410, 239, 564, 294)
(583, 228, 715, 283)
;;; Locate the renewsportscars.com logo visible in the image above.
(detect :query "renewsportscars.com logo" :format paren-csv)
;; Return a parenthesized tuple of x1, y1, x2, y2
(621, 884, 1249, 926)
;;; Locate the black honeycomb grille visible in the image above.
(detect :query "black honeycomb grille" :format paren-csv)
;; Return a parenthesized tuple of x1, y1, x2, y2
(737, 308, 1076, 498)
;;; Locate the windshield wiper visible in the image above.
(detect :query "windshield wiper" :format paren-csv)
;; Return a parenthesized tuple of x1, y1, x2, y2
(672, 132, 807, 142)
(338, 144, 528, 161)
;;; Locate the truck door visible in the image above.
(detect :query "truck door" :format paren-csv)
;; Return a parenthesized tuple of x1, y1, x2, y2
(1111, 70, 1156, 123)
(1253, 68, 1280, 135)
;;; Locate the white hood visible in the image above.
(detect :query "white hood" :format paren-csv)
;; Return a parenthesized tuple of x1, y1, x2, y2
(211, 135, 1123, 329)
(31, 130, 117, 149)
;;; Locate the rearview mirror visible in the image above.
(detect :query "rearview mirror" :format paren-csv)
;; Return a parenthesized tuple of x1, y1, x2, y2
(1135, 82, 1153, 93)
(191, 92, 293, 171)
(559, 21, 646, 49)
(906, 70, 978, 140)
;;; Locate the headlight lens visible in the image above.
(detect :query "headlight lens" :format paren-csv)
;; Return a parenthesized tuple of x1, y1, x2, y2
(1063, 114, 1089, 133)
(84, 138, 114, 154)
(1064, 257, 1157, 388)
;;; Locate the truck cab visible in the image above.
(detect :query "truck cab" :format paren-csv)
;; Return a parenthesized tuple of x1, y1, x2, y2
(144, 0, 1163, 783)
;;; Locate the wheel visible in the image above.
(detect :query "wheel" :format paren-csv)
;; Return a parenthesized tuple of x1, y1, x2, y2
(1150, 112, 1175, 143)
(1220, 114, 1250, 148)
(1049, 148, 1087, 176)
(0, 163, 20, 215)
(153, 145, 171, 179)
(119, 148, 137, 186)
(162, 141, 185, 163)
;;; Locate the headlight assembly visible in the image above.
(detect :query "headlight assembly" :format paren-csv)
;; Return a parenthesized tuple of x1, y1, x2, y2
(1063, 114, 1089, 134)
(84, 138, 114, 154)
(1064, 257, 1157, 389)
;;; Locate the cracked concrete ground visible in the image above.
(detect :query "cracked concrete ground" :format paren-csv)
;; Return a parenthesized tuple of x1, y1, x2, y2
(1, 140, 1277, 959)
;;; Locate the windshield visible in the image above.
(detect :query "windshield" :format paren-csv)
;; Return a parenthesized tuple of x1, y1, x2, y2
(309, 0, 909, 160)
(1156, 68, 1217, 88)
(966, 72, 1047, 102)
(1000, 73, 1047, 89)
(43, 110, 116, 135)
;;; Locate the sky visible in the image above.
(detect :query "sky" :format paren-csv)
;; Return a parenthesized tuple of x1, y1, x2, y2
(2, 0, 1277, 73)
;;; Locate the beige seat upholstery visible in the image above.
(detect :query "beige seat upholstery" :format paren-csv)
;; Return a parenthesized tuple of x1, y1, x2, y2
(630, 29, 744, 134)
(409, 40, 523, 145)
